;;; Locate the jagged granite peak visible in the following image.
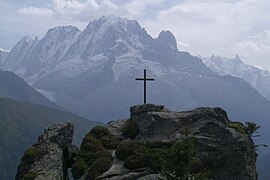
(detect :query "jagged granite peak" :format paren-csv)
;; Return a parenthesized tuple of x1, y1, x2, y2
(19, 36, 34, 44)
(46, 25, 81, 35)
(156, 30, 178, 50)
(103, 104, 257, 180)
(85, 15, 142, 34)
(77, 15, 146, 59)
(0, 36, 34, 69)
(16, 122, 78, 180)
(34, 25, 81, 63)
(203, 54, 270, 100)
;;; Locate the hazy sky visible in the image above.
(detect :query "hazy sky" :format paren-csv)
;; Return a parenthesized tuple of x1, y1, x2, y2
(1, 0, 270, 70)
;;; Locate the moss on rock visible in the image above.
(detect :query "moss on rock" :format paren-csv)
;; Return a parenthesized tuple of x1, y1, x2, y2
(228, 121, 245, 134)
(22, 171, 38, 180)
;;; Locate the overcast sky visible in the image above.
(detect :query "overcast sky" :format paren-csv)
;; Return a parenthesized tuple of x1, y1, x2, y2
(1, 0, 270, 70)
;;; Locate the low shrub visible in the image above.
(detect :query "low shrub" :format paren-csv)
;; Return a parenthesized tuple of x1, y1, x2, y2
(115, 141, 146, 161)
(94, 149, 113, 161)
(90, 126, 110, 138)
(117, 141, 168, 172)
(124, 154, 146, 170)
(100, 134, 121, 149)
(71, 159, 87, 179)
(88, 157, 112, 179)
(72, 127, 114, 179)
(22, 147, 43, 164)
(121, 120, 140, 139)
(22, 171, 38, 180)
(80, 134, 103, 151)
(145, 141, 173, 149)
(228, 121, 245, 134)
(145, 148, 168, 172)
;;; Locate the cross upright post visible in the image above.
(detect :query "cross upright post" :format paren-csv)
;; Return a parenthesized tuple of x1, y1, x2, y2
(135, 69, 155, 104)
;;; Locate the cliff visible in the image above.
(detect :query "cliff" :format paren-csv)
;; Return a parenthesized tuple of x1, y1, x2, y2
(16, 105, 257, 180)
(16, 122, 78, 180)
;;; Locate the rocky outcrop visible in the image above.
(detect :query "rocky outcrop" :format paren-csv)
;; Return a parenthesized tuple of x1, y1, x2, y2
(104, 104, 257, 180)
(16, 122, 77, 180)
(16, 105, 257, 180)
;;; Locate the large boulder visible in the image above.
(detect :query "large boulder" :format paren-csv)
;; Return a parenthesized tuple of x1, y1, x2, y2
(105, 104, 257, 180)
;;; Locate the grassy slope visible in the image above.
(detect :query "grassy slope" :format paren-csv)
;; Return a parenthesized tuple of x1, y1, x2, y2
(0, 97, 100, 180)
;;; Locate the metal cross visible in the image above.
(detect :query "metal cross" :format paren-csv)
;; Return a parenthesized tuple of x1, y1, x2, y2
(135, 69, 155, 104)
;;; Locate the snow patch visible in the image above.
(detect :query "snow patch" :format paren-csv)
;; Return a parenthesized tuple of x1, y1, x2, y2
(0, 48, 10, 52)
(36, 89, 56, 102)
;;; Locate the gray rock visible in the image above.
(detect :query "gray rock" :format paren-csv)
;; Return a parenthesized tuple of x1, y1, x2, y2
(16, 122, 78, 180)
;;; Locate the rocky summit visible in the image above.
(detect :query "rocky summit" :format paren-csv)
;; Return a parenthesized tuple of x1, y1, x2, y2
(16, 105, 257, 180)
(16, 122, 78, 180)
(104, 104, 257, 180)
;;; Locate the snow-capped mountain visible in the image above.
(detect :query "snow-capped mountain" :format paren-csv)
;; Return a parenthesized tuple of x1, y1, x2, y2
(1, 16, 270, 154)
(1, 26, 81, 83)
(203, 55, 270, 100)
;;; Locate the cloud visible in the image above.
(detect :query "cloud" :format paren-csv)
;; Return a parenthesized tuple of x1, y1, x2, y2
(139, 0, 270, 69)
(233, 30, 270, 70)
(17, 0, 128, 22)
(52, 0, 126, 21)
(18, 7, 53, 16)
(124, 0, 165, 18)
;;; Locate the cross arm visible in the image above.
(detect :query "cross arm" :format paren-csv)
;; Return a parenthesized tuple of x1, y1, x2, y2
(135, 78, 155, 81)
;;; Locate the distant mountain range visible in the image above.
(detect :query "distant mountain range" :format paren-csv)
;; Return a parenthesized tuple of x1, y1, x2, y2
(203, 55, 270, 101)
(0, 97, 99, 180)
(0, 16, 270, 157)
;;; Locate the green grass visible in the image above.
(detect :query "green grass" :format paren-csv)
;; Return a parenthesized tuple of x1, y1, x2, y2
(228, 121, 245, 134)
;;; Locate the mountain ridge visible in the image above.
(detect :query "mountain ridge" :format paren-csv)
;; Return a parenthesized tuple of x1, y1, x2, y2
(203, 55, 270, 100)
(0, 70, 62, 110)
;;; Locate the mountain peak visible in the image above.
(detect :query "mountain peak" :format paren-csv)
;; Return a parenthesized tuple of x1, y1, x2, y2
(85, 15, 142, 34)
(157, 30, 177, 50)
(18, 36, 34, 45)
(44, 25, 80, 39)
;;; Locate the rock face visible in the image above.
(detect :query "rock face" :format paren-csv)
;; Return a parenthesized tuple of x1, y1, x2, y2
(16, 122, 78, 180)
(105, 104, 257, 180)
